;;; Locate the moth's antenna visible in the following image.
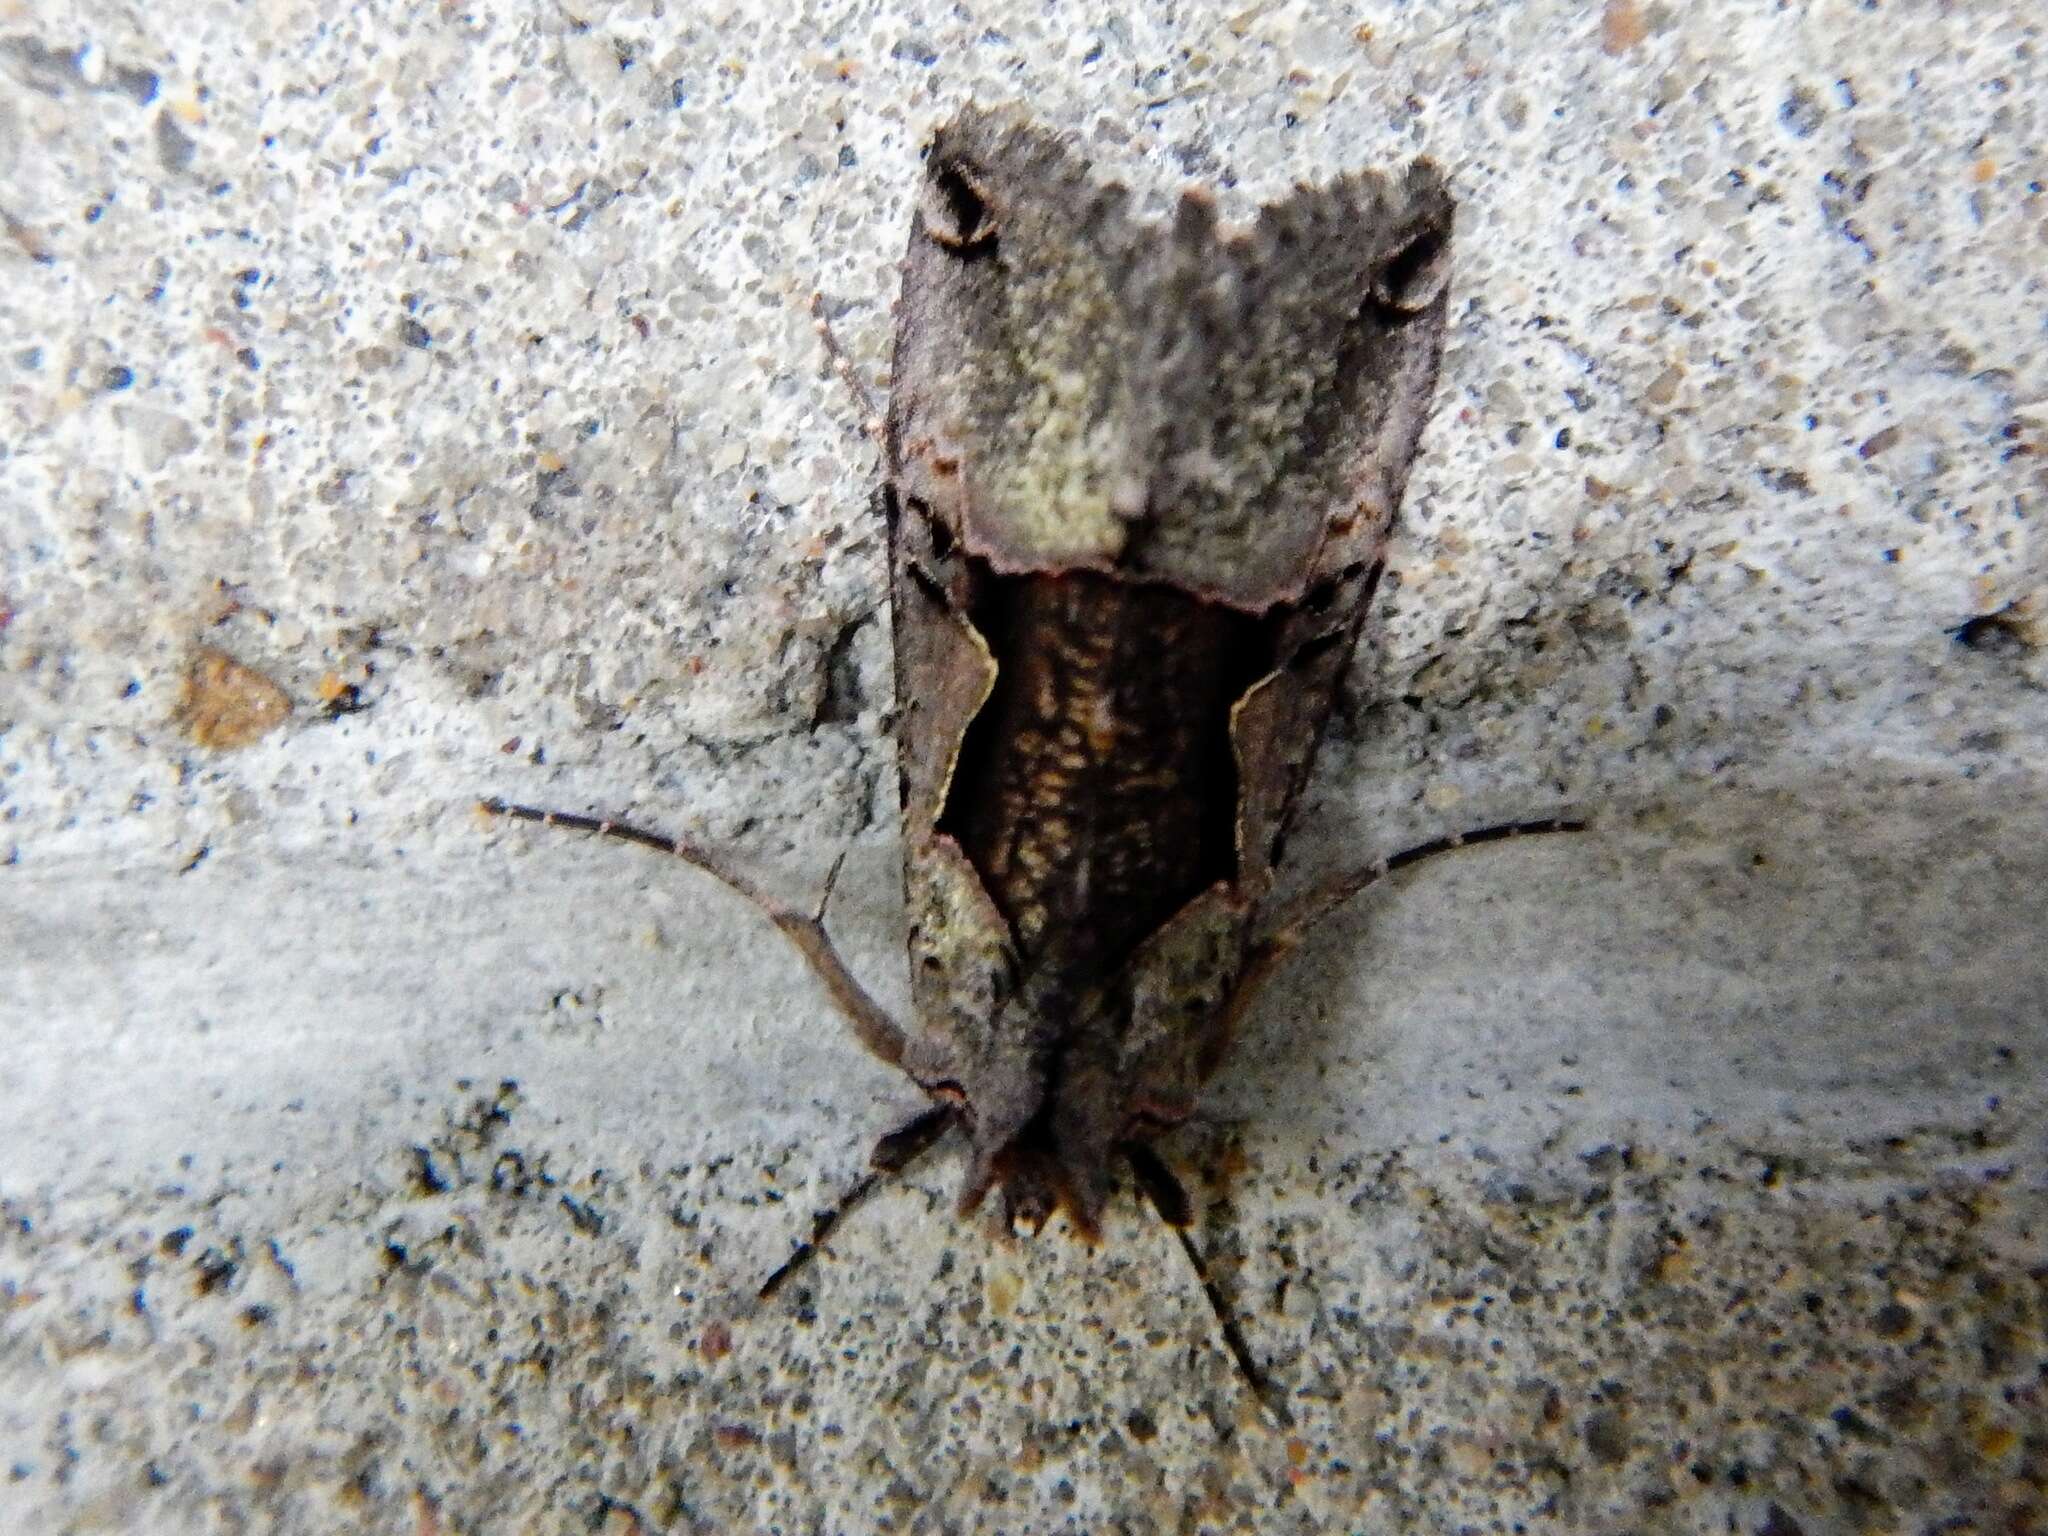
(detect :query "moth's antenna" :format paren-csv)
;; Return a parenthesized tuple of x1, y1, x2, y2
(758, 1104, 955, 1300)
(481, 798, 949, 1299)
(1122, 1141, 1295, 1429)
(478, 799, 912, 1071)
(1263, 815, 1586, 944)
(1201, 816, 1589, 1081)
(809, 292, 886, 448)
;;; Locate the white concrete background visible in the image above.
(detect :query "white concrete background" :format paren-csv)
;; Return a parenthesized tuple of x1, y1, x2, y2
(3, 1, 2044, 1532)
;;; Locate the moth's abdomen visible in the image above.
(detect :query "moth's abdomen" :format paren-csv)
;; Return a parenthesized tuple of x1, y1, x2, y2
(939, 570, 1263, 989)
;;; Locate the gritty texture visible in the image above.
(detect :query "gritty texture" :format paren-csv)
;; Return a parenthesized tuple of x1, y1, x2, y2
(2, 2, 2045, 1534)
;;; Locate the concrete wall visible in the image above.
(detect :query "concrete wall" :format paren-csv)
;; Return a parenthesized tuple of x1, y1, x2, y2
(3, 1, 2043, 1530)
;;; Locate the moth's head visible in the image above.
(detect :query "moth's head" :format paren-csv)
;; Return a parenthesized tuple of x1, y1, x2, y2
(923, 1061, 1195, 1242)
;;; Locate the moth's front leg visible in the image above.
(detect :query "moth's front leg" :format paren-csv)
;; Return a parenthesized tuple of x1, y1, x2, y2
(757, 1101, 957, 1300)
(1122, 1138, 1294, 1426)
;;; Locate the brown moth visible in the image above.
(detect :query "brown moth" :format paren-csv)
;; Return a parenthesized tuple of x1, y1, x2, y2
(877, 107, 1471, 1235)
(486, 107, 1576, 1387)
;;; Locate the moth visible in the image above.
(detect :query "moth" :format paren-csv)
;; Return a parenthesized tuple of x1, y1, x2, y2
(486, 107, 1577, 1407)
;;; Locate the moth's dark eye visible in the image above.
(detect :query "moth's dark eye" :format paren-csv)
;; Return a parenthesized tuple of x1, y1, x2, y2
(1302, 560, 1371, 616)
(924, 159, 998, 253)
(1372, 223, 1451, 313)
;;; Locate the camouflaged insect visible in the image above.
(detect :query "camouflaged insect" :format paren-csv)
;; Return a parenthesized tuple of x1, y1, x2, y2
(489, 108, 1574, 1284)
(867, 106, 1458, 1234)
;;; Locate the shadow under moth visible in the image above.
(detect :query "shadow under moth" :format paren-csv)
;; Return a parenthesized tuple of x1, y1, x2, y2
(486, 106, 1578, 1418)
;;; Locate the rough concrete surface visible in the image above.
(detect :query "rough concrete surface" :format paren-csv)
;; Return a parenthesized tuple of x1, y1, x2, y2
(3, 1, 2044, 1532)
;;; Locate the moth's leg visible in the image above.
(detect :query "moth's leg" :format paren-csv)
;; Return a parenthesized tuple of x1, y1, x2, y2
(758, 1103, 956, 1300)
(1122, 1141, 1294, 1428)
(478, 798, 913, 1071)
(1199, 816, 1587, 1082)
(808, 292, 885, 448)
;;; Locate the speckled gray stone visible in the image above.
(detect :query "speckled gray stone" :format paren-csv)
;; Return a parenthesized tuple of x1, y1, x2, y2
(3, 2, 2044, 1533)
